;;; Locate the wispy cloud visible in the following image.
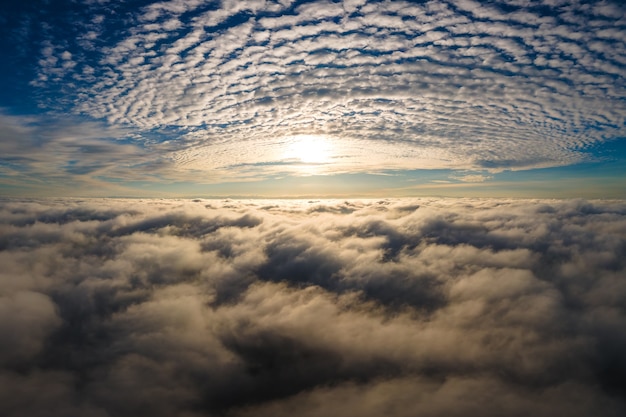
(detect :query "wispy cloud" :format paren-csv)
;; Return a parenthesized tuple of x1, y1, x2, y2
(451, 173, 493, 182)
(0, 111, 174, 195)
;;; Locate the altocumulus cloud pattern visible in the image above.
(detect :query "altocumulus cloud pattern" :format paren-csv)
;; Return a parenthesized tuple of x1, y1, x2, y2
(1, 198, 625, 416)
(31, 0, 626, 176)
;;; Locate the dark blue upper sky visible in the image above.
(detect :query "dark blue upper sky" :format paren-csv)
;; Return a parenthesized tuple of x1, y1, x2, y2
(1, 0, 625, 197)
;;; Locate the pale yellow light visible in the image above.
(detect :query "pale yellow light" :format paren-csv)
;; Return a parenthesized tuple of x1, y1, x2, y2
(284, 134, 332, 164)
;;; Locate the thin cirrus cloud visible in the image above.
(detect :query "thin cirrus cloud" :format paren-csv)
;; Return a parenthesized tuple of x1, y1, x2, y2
(25, 0, 626, 182)
(0, 197, 625, 416)
(0, 111, 174, 195)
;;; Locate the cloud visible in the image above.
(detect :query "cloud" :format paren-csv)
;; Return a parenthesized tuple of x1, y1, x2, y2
(0, 111, 180, 195)
(0, 197, 625, 416)
(27, 0, 626, 178)
(451, 173, 493, 182)
(0, 291, 61, 365)
(234, 376, 624, 417)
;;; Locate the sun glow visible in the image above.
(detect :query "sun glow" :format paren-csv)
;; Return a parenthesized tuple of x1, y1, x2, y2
(284, 135, 333, 164)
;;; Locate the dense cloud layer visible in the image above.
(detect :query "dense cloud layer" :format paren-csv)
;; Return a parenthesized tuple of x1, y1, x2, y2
(1, 197, 625, 416)
(24, 0, 626, 178)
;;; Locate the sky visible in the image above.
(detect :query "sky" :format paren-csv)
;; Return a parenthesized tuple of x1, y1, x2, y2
(0, 0, 625, 197)
(1, 197, 626, 416)
(2, 2, 626, 414)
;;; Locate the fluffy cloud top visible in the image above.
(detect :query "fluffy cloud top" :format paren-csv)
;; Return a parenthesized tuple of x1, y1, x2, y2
(1, 197, 625, 416)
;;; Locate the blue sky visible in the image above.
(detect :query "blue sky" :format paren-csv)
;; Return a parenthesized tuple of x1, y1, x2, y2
(1, 0, 625, 198)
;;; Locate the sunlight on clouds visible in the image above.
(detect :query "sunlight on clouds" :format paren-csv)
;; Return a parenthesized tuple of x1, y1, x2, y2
(283, 135, 333, 165)
(32, 0, 625, 179)
(170, 131, 457, 181)
(280, 134, 341, 175)
(451, 174, 493, 183)
(5, 0, 623, 196)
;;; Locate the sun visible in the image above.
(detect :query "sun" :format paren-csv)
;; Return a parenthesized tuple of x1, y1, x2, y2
(284, 134, 333, 164)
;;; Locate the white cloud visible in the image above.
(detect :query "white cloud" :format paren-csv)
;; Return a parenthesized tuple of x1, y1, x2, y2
(26, 0, 626, 180)
(451, 174, 493, 182)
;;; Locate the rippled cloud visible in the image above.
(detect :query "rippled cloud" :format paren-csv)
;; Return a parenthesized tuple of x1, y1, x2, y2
(1, 197, 625, 416)
(27, 0, 626, 179)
